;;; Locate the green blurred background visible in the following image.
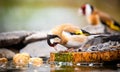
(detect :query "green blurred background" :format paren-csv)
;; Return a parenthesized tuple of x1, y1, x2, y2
(0, 0, 120, 32)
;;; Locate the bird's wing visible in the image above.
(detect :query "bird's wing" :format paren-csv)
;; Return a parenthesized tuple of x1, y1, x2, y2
(81, 34, 120, 51)
(97, 10, 120, 31)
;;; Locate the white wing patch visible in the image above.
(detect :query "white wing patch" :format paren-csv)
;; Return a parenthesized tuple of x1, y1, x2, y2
(65, 40, 82, 48)
(62, 31, 71, 37)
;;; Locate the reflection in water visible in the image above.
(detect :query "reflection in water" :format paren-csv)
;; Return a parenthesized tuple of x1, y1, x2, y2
(51, 65, 118, 72)
(5, 64, 120, 72)
(49, 62, 119, 72)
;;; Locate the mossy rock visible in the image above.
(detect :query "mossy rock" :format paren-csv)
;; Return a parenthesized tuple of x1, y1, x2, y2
(50, 49, 120, 64)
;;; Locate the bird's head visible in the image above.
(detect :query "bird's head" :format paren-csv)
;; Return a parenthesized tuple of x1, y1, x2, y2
(47, 24, 92, 48)
(78, 4, 94, 16)
(47, 34, 61, 47)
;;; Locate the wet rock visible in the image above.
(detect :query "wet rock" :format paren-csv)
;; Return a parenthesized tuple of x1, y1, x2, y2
(80, 34, 120, 51)
(0, 58, 8, 68)
(81, 36, 104, 51)
(0, 48, 15, 59)
(0, 31, 33, 47)
(20, 40, 67, 57)
(87, 46, 98, 51)
(29, 58, 43, 67)
(86, 41, 120, 52)
(23, 31, 48, 44)
(40, 56, 49, 62)
(13, 53, 30, 68)
(96, 44, 103, 49)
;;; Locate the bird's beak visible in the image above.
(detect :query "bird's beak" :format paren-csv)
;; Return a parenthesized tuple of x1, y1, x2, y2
(47, 35, 52, 46)
(47, 35, 61, 51)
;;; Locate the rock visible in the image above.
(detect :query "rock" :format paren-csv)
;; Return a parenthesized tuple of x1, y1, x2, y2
(29, 57, 43, 67)
(23, 31, 48, 44)
(0, 58, 8, 68)
(0, 31, 33, 47)
(87, 46, 98, 51)
(80, 36, 103, 51)
(85, 41, 120, 52)
(0, 48, 15, 59)
(80, 34, 120, 51)
(13, 53, 30, 67)
(0, 31, 49, 53)
(20, 40, 67, 57)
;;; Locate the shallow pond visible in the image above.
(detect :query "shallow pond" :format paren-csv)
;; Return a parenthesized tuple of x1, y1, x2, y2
(1, 62, 120, 72)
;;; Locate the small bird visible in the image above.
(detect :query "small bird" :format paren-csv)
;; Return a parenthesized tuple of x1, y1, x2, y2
(78, 4, 120, 33)
(47, 23, 95, 50)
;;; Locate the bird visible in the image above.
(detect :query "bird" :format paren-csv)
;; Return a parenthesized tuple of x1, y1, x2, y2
(78, 4, 120, 34)
(47, 23, 96, 51)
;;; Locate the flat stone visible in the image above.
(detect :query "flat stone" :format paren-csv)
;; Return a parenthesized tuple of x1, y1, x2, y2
(0, 31, 33, 47)
(20, 40, 67, 57)
(0, 48, 15, 59)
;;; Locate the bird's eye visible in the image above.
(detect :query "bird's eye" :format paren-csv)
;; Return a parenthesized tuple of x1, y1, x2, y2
(70, 32, 76, 35)
(70, 32, 81, 35)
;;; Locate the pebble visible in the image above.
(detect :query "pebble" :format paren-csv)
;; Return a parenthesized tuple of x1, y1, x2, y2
(84, 41, 120, 52)
(29, 58, 43, 67)
(0, 48, 15, 59)
(13, 53, 30, 68)
(0, 58, 8, 68)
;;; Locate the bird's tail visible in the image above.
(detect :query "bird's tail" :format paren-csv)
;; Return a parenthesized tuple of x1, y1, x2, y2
(114, 21, 120, 31)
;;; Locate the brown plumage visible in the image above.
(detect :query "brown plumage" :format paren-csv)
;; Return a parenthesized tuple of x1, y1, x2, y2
(47, 24, 88, 49)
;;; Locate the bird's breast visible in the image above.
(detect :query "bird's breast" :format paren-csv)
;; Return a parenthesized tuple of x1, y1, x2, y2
(64, 35, 88, 48)
(87, 13, 100, 25)
(65, 40, 82, 48)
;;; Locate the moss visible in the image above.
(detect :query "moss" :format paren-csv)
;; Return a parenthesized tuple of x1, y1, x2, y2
(50, 50, 120, 63)
(55, 52, 73, 62)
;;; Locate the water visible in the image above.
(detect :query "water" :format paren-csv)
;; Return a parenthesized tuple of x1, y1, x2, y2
(2, 63, 120, 72)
